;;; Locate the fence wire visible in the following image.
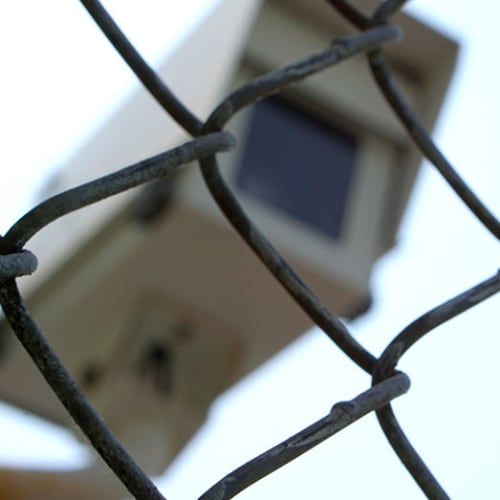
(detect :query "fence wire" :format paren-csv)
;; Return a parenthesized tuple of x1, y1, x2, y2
(0, 1, 498, 499)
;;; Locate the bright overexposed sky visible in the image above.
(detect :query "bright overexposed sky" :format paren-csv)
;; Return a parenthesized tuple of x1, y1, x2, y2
(0, 1, 499, 499)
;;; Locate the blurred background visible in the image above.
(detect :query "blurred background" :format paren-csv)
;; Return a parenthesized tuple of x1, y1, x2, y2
(0, 1, 498, 498)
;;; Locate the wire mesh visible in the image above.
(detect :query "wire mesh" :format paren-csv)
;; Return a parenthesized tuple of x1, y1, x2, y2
(0, 1, 498, 498)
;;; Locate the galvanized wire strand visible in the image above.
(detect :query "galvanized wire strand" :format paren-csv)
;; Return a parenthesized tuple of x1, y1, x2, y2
(373, 270, 500, 382)
(328, 2, 500, 239)
(0, 279, 166, 500)
(376, 403, 450, 500)
(371, 0, 409, 25)
(325, 0, 370, 29)
(199, 372, 410, 500)
(198, 26, 401, 375)
(368, 50, 500, 240)
(326, 0, 403, 29)
(320, 5, 499, 496)
(199, 155, 377, 374)
(79, 0, 203, 136)
(0, 132, 234, 252)
(369, 272, 500, 499)
(204, 24, 401, 131)
(0, 251, 37, 283)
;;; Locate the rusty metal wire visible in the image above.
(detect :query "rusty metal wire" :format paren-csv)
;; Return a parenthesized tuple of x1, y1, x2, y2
(0, 1, 498, 499)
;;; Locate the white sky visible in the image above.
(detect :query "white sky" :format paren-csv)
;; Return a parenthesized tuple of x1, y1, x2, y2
(0, 1, 499, 499)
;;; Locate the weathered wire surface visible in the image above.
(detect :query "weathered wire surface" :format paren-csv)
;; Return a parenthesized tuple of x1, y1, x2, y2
(0, 1, 498, 499)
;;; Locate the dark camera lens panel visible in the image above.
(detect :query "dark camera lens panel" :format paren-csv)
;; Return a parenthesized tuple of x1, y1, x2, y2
(236, 97, 357, 239)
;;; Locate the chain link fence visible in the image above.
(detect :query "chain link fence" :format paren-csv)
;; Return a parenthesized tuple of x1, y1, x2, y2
(0, 0, 499, 498)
